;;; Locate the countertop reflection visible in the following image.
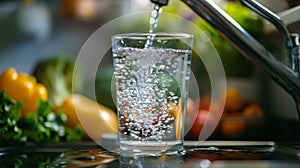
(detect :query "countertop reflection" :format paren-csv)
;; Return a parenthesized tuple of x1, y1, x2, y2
(1, 141, 300, 167)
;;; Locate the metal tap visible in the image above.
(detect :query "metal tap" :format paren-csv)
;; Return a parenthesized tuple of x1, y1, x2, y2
(151, 0, 300, 118)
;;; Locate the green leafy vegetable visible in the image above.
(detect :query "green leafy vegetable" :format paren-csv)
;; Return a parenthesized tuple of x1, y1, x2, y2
(33, 54, 82, 107)
(0, 90, 84, 146)
(19, 100, 85, 143)
(19, 99, 67, 143)
(0, 90, 26, 145)
(64, 125, 86, 142)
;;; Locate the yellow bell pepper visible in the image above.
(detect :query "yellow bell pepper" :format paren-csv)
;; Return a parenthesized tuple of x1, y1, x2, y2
(0, 68, 48, 117)
(57, 94, 118, 140)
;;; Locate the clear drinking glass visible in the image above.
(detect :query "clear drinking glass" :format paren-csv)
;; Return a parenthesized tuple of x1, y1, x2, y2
(111, 33, 193, 162)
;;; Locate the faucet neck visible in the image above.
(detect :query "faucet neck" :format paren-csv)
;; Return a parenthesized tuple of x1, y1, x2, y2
(179, 0, 300, 117)
(240, 0, 293, 49)
(150, 0, 169, 6)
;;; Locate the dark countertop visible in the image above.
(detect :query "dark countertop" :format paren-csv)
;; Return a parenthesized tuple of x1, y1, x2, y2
(1, 141, 300, 167)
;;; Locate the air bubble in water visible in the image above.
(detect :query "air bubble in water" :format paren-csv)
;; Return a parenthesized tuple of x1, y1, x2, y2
(113, 47, 191, 141)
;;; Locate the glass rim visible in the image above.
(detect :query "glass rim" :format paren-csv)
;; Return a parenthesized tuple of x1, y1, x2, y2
(112, 32, 193, 40)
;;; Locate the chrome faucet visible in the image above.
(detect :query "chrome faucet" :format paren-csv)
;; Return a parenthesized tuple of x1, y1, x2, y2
(151, 0, 300, 118)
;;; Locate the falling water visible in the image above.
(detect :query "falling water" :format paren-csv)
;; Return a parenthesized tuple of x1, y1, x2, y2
(144, 4, 163, 48)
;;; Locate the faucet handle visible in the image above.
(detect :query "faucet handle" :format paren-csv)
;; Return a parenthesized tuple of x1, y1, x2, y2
(291, 34, 300, 47)
(150, 0, 169, 6)
(290, 34, 300, 76)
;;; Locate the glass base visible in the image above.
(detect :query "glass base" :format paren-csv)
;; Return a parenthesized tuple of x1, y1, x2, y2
(119, 151, 184, 167)
(119, 140, 185, 167)
(119, 140, 184, 156)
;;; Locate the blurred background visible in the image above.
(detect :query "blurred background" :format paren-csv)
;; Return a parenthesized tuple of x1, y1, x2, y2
(0, 0, 300, 142)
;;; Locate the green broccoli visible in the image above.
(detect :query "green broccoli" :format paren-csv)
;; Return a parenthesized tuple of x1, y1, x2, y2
(33, 54, 82, 107)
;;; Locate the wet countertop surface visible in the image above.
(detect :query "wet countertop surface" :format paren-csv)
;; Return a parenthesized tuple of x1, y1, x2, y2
(1, 141, 300, 167)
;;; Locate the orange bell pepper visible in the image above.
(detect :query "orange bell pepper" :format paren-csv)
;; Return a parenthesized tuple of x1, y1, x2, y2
(0, 68, 48, 117)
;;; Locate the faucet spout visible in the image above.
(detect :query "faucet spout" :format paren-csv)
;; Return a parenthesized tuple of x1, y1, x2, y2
(151, 0, 300, 118)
